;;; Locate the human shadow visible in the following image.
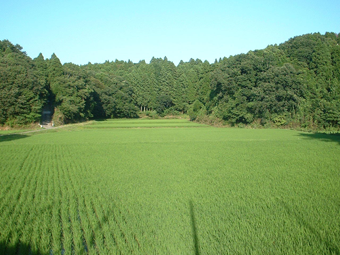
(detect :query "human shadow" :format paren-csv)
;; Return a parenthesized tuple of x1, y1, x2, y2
(278, 199, 340, 254)
(298, 132, 340, 146)
(0, 134, 28, 143)
(189, 200, 200, 255)
(0, 240, 48, 255)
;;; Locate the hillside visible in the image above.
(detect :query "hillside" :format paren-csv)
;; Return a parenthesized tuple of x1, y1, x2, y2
(0, 32, 339, 129)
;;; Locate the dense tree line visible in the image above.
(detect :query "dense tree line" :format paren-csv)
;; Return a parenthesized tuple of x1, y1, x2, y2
(0, 32, 339, 129)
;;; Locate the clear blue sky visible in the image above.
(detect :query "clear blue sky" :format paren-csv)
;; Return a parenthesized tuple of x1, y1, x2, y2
(1, 0, 339, 65)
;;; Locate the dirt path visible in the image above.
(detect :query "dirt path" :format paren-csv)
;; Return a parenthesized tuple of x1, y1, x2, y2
(0, 121, 93, 136)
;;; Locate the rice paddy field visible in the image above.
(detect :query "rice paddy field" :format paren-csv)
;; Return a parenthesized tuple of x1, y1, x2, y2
(84, 119, 208, 128)
(0, 119, 339, 254)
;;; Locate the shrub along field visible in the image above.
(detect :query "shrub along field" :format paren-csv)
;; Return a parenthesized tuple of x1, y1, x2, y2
(0, 119, 339, 254)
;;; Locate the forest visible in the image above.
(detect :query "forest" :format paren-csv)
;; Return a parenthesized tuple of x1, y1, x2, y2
(0, 32, 339, 129)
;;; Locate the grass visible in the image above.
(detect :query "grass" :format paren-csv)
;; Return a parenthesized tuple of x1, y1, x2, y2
(0, 129, 37, 135)
(0, 119, 339, 254)
(0, 123, 41, 135)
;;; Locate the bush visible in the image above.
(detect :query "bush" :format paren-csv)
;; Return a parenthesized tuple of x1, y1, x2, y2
(52, 108, 65, 126)
(250, 119, 262, 129)
(195, 114, 224, 127)
(163, 108, 180, 116)
(187, 109, 197, 121)
(272, 115, 287, 126)
(188, 100, 205, 121)
(145, 111, 159, 119)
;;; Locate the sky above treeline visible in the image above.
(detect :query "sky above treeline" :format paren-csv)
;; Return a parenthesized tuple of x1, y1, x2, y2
(1, 0, 339, 65)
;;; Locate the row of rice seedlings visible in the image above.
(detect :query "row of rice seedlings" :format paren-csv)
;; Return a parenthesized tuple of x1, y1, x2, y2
(38, 152, 54, 254)
(11, 194, 34, 254)
(16, 149, 45, 255)
(65, 164, 91, 254)
(74, 191, 101, 254)
(36, 210, 53, 255)
(63, 154, 96, 253)
(95, 195, 132, 253)
(0, 146, 35, 215)
(30, 220, 41, 255)
(69, 196, 86, 254)
(0, 147, 29, 203)
(115, 188, 155, 251)
(60, 148, 92, 254)
(57, 147, 75, 254)
(74, 156, 129, 253)
(37, 145, 64, 254)
(78, 196, 99, 254)
(100, 162, 150, 251)
(86, 193, 126, 254)
(74, 164, 107, 254)
(51, 159, 62, 255)
(79, 168, 117, 252)
(101, 191, 142, 253)
(72, 163, 108, 253)
(39, 152, 63, 255)
(81, 185, 121, 253)
(21, 148, 45, 255)
(60, 190, 73, 254)
(51, 204, 62, 255)
(88, 200, 111, 254)
(61, 146, 105, 254)
(0, 147, 41, 254)
(30, 148, 53, 255)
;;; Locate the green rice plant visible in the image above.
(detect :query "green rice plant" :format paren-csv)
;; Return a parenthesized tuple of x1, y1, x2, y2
(86, 200, 107, 254)
(60, 196, 72, 253)
(69, 197, 84, 254)
(40, 211, 52, 254)
(92, 194, 120, 253)
(30, 220, 40, 255)
(18, 194, 37, 255)
(85, 118, 207, 129)
(79, 201, 96, 254)
(32, 161, 51, 254)
(1, 159, 39, 253)
(0, 121, 339, 254)
(51, 209, 62, 255)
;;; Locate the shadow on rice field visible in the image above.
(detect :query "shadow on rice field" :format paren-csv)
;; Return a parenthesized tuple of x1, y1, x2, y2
(278, 199, 340, 254)
(298, 132, 340, 146)
(0, 134, 29, 143)
(190, 200, 200, 255)
(0, 241, 46, 255)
